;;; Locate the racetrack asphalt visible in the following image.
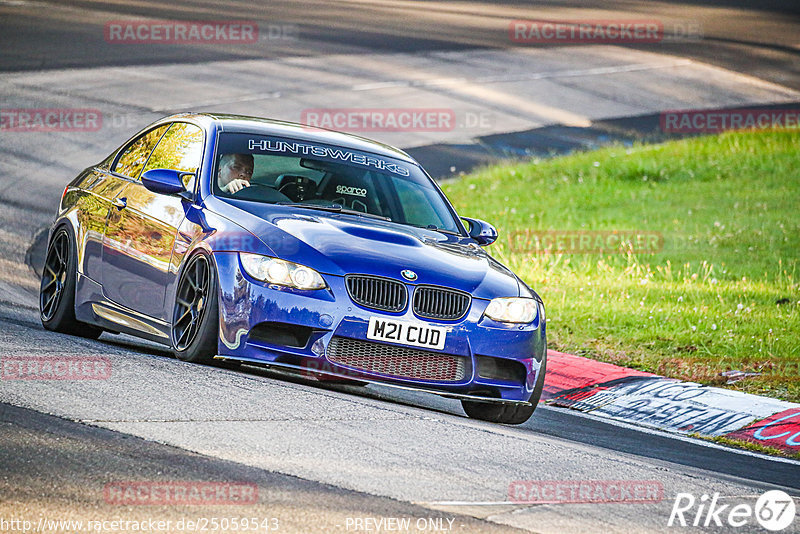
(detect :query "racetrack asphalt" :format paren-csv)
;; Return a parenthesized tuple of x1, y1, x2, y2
(0, 403, 524, 533)
(1, 1, 799, 532)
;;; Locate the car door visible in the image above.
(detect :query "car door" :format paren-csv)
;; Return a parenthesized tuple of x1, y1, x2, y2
(102, 122, 204, 320)
(79, 125, 169, 282)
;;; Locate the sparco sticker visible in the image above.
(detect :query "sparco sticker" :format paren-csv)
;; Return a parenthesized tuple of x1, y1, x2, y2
(248, 139, 410, 176)
(336, 185, 367, 197)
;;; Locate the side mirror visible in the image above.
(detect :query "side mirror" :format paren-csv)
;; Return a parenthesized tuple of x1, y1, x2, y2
(141, 168, 190, 196)
(462, 217, 498, 246)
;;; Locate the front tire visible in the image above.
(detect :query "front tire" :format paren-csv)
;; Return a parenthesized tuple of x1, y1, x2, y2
(461, 399, 536, 425)
(172, 253, 219, 364)
(461, 354, 547, 425)
(39, 226, 102, 339)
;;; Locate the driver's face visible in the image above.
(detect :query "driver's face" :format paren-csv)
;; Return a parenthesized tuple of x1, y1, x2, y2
(219, 155, 253, 186)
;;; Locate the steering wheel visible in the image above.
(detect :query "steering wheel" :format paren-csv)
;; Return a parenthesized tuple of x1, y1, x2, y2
(231, 183, 291, 202)
(231, 183, 269, 194)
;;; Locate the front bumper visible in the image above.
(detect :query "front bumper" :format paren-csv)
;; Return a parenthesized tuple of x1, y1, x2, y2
(214, 252, 546, 403)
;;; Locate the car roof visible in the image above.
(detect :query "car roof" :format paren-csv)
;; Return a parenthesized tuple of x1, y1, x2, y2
(168, 112, 417, 164)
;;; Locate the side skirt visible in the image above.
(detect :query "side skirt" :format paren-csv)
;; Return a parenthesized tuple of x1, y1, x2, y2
(75, 273, 171, 345)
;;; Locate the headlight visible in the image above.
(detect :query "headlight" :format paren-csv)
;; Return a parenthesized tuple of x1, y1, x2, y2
(239, 253, 326, 290)
(484, 297, 538, 324)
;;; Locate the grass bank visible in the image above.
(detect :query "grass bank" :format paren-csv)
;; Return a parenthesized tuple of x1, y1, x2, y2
(442, 129, 800, 402)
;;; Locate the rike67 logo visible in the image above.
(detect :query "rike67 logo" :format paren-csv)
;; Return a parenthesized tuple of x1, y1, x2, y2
(669, 490, 796, 531)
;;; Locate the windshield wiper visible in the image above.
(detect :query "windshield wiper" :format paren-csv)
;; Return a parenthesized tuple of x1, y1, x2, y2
(276, 203, 391, 221)
(403, 222, 460, 236)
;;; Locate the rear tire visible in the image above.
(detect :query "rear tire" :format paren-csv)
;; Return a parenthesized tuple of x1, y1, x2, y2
(172, 253, 219, 364)
(39, 226, 103, 339)
(461, 353, 547, 425)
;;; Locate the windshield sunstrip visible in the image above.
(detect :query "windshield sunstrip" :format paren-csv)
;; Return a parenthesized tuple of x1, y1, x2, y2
(237, 136, 411, 176)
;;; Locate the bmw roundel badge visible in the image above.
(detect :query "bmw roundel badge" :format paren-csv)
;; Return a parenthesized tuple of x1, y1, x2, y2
(401, 269, 418, 281)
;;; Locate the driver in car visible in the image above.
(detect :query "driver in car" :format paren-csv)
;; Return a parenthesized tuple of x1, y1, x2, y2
(218, 153, 254, 193)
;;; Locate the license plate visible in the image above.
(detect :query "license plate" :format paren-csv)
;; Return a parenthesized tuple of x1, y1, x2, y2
(367, 317, 447, 350)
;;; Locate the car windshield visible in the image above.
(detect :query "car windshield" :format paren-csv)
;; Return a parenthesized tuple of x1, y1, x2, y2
(213, 133, 462, 234)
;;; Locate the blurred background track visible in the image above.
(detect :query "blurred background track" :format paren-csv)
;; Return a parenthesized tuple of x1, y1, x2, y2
(1, 0, 798, 90)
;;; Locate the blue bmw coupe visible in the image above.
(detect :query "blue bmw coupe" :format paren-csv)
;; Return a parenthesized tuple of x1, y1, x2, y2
(40, 113, 546, 424)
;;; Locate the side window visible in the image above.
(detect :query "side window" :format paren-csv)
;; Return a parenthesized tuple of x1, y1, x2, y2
(142, 122, 205, 188)
(112, 125, 169, 179)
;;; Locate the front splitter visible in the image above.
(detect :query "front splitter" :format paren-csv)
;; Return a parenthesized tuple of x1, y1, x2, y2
(213, 354, 532, 406)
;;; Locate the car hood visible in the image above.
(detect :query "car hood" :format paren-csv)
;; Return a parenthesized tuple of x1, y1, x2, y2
(212, 199, 522, 299)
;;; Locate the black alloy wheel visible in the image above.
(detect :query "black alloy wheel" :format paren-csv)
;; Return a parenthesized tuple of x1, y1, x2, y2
(172, 253, 218, 363)
(39, 226, 102, 338)
(40, 230, 70, 322)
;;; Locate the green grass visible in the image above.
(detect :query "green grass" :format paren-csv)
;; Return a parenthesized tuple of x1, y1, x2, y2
(695, 434, 800, 460)
(441, 129, 800, 402)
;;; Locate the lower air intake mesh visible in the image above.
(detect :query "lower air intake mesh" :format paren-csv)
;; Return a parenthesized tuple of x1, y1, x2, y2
(327, 336, 465, 382)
